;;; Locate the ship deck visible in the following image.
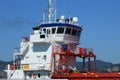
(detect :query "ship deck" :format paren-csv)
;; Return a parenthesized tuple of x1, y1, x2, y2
(51, 72, 120, 80)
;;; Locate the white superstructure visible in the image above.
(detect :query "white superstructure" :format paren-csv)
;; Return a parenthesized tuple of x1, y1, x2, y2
(6, 0, 82, 79)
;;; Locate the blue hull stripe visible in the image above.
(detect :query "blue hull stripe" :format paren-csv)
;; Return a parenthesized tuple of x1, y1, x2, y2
(39, 23, 82, 29)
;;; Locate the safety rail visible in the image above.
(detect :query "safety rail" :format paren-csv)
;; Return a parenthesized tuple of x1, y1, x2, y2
(52, 46, 63, 53)
(52, 46, 95, 56)
(8, 70, 16, 79)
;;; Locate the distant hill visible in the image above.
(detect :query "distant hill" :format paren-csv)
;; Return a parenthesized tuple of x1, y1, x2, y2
(77, 60, 120, 72)
(0, 60, 13, 70)
(0, 60, 120, 72)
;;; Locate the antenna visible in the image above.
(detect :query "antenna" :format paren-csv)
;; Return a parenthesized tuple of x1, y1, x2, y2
(42, 10, 47, 23)
(48, 0, 56, 23)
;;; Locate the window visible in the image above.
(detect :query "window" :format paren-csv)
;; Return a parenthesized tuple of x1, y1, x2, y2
(44, 55, 47, 61)
(29, 73, 32, 78)
(65, 28, 71, 35)
(57, 27, 64, 34)
(47, 29, 50, 34)
(52, 28, 56, 34)
(39, 29, 42, 34)
(40, 29, 42, 31)
(71, 29, 77, 35)
(33, 44, 50, 52)
(40, 35, 45, 38)
(43, 28, 46, 33)
(48, 73, 50, 77)
(62, 44, 68, 51)
(77, 30, 81, 36)
(38, 73, 41, 78)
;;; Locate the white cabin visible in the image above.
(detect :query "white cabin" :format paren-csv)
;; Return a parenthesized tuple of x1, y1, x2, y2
(6, 0, 82, 79)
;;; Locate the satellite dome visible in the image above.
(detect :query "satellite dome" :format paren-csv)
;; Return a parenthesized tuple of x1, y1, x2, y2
(73, 17, 78, 22)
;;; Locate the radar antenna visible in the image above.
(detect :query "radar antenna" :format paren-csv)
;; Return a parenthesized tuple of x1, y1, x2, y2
(48, 0, 56, 23)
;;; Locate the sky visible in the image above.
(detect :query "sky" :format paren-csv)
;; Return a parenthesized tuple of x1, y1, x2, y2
(0, 0, 120, 63)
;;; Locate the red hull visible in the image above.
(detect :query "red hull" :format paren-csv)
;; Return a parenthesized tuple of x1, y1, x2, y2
(51, 47, 120, 80)
(52, 72, 120, 80)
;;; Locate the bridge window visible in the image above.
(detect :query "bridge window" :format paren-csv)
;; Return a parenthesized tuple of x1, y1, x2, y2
(43, 28, 46, 33)
(52, 28, 56, 34)
(72, 29, 77, 35)
(65, 28, 71, 35)
(77, 30, 81, 36)
(57, 27, 64, 34)
(47, 29, 51, 34)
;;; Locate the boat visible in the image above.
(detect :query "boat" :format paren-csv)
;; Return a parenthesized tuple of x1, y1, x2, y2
(6, 0, 120, 80)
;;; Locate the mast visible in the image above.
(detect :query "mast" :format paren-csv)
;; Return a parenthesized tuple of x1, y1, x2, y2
(48, 0, 56, 23)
